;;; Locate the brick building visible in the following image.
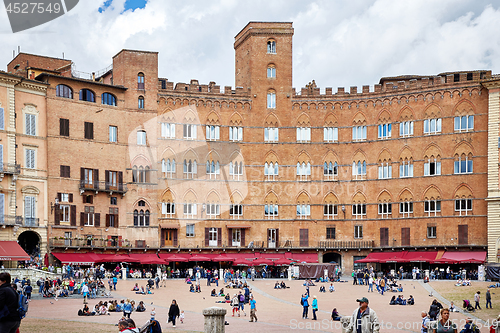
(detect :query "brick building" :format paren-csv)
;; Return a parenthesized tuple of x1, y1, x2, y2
(2, 22, 496, 271)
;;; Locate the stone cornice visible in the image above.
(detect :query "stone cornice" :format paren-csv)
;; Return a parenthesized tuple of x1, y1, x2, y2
(17, 81, 47, 93)
(482, 79, 500, 90)
(0, 75, 21, 87)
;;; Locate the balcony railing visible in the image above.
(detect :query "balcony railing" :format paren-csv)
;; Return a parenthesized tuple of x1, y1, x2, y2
(318, 240, 375, 249)
(79, 181, 128, 194)
(0, 164, 21, 175)
(50, 238, 133, 249)
(0, 215, 23, 226)
(22, 218, 39, 227)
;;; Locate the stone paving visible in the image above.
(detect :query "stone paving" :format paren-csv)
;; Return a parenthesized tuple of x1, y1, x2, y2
(23, 278, 495, 332)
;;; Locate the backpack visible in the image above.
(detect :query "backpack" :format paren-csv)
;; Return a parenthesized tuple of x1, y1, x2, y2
(17, 292, 29, 319)
(300, 297, 304, 306)
(149, 320, 162, 333)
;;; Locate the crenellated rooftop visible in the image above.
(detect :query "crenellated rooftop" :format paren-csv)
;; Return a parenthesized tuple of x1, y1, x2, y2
(293, 70, 492, 99)
(157, 78, 250, 98)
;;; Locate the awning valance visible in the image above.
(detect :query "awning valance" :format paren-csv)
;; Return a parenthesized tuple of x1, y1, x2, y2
(0, 242, 30, 261)
(434, 251, 486, 264)
(226, 225, 251, 229)
(52, 252, 99, 265)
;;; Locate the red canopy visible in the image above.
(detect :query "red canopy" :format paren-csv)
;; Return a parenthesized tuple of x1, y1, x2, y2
(433, 251, 486, 264)
(0, 241, 30, 261)
(189, 254, 212, 262)
(52, 252, 100, 265)
(403, 251, 438, 263)
(232, 258, 253, 266)
(355, 251, 407, 263)
(96, 254, 140, 263)
(273, 258, 293, 266)
(128, 253, 164, 265)
(252, 258, 274, 265)
(160, 254, 189, 262)
(289, 253, 318, 263)
(212, 254, 236, 262)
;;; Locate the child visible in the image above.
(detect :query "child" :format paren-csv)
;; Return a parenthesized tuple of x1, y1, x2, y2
(179, 310, 185, 324)
(150, 307, 156, 322)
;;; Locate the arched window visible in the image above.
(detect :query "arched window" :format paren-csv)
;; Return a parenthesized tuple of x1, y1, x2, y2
(139, 210, 144, 226)
(352, 160, 367, 179)
(138, 73, 145, 89)
(138, 96, 144, 109)
(139, 166, 144, 183)
(267, 90, 276, 109)
(267, 64, 276, 78)
(163, 159, 176, 178)
(132, 166, 138, 183)
(79, 89, 95, 102)
(56, 84, 73, 99)
(206, 160, 220, 179)
(133, 210, 138, 226)
(324, 162, 338, 180)
(138, 200, 146, 206)
(184, 159, 197, 179)
(296, 162, 311, 180)
(101, 92, 116, 106)
(267, 40, 276, 54)
(145, 210, 150, 226)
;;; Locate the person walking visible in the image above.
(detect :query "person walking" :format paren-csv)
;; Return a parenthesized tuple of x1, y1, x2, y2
(312, 295, 318, 320)
(486, 289, 492, 309)
(432, 308, 457, 333)
(346, 297, 379, 333)
(249, 295, 257, 322)
(0, 272, 21, 333)
(474, 291, 481, 310)
(368, 275, 374, 292)
(421, 311, 430, 333)
(168, 299, 180, 328)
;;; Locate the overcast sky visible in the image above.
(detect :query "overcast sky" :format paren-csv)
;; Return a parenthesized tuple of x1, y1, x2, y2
(1, 0, 499, 92)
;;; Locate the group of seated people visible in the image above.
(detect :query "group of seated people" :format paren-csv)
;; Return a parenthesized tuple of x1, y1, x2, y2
(211, 288, 231, 303)
(225, 279, 244, 289)
(302, 279, 316, 287)
(319, 283, 335, 293)
(274, 281, 288, 289)
(455, 279, 472, 286)
(78, 299, 148, 316)
(389, 295, 414, 305)
(131, 283, 154, 295)
(189, 284, 201, 293)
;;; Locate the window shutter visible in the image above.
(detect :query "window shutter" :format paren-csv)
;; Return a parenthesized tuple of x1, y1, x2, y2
(241, 229, 245, 247)
(118, 172, 123, 191)
(105, 170, 109, 189)
(59, 118, 64, 136)
(89, 122, 94, 139)
(54, 204, 60, 225)
(228, 228, 232, 246)
(89, 195, 93, 205)
(25, 114, 30, 135)
(193, 125, 197, 139)
(70, 205, 76, 226)
(32, 114, 36, 135)
(161, 230, 166, 247)
(205, 228, 209, 247)
(57, 193, 62, 202)
(380, 228, 389, 247)
(0, 194, 4, 224)
(106, 214, 110, 227)
(0, 145, 3, 171)
(94, 169, 99, 189)
(0, 107, 4, 130)
(267, 229, 270, 248)
(80, 168, 85, 183)
(69, 193, 73, 203)
(95, 213, 100, 227)
(115, 214, 119, 228)
(80, 212, 85, 226)
(458, 225, 468, 245)
(173, 230, 178, 247)
(275, 229, 279, 246)
(217, 228, 222, 247)
(401, 228, 410, 246)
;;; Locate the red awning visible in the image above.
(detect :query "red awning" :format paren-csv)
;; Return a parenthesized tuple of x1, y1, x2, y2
(403, 251, 438, 263)
(289, 253, 318, 263)
(95, 254, 140, 263)
(128, 253, 164, 265)
(252, 258, 274, 265)
(52, 252, 100, 265)
(0, 241, 30, 261)
(159, 253, 191, 262)
(355, 251, 407, 263)
(189, 254, 213, 262)
(212, 254, 236, 262)
(434, 251, 486, 264)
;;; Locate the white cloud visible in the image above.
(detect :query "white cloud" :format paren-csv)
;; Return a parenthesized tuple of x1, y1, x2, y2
(1, 0, 499, 92)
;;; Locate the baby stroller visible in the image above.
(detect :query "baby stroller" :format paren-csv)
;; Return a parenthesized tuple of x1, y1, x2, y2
(139, 320, 162, 333)
(463, 299, 475, 312)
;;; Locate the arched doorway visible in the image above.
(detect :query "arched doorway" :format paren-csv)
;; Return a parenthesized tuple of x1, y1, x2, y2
(18, 231, 40, 256)
(323, 252, 342, 267)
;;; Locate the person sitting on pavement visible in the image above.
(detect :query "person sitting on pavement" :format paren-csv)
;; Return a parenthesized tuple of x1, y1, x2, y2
(319, 285, 326, 293)
(331, 308, 341, 321)
(280, 281, 287, 289)
(329, 283, 335, 292)
(211, 289, 217, 296)
(408, 295, 415, 305)
(274, 281, 280, 289)
(131, 283, 139, 291)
